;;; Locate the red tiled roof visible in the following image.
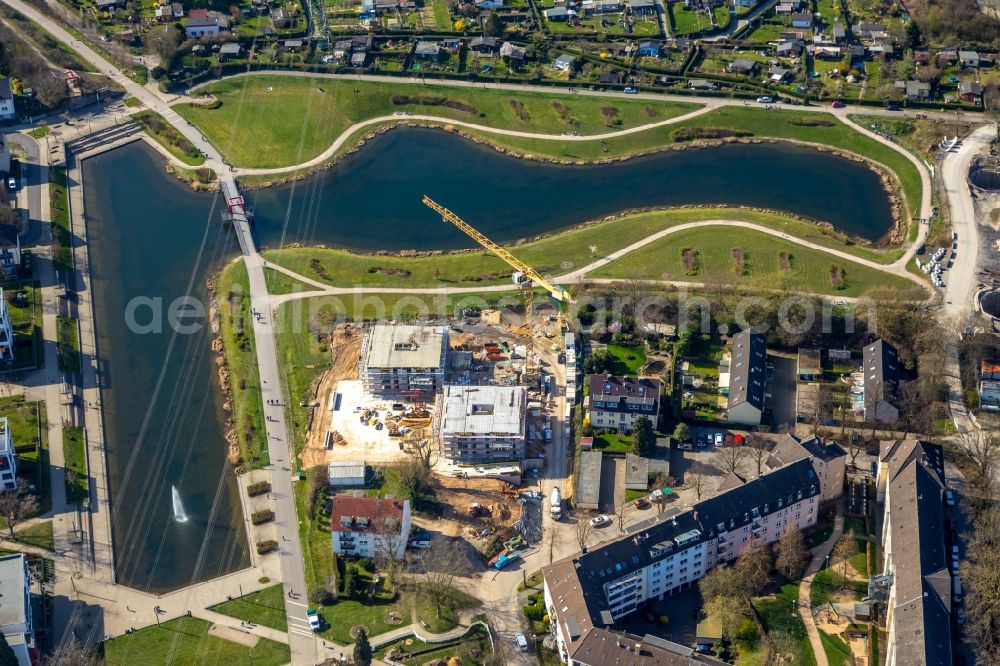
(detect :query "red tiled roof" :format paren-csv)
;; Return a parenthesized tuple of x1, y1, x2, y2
(330, 496, 406, 533)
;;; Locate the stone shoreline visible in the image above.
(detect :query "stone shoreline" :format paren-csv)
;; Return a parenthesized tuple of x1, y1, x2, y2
(232, 121, 908, 246)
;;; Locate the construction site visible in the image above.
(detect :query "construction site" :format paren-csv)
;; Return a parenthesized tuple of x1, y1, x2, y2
(296, 198, 574, 562)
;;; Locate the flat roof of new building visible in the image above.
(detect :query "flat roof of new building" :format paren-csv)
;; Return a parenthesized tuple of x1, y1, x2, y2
(442, 385, 526, 436)
(0, 554, 27, 628)
(364, 324, 447, 370)
(578, 451, 603, 508)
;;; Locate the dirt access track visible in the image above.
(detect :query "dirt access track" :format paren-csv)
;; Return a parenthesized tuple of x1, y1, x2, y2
(300, 324, 362, 470)
(414, 475, 523, 539)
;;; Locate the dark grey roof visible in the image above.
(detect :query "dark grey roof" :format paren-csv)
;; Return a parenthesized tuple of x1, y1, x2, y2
(0, 79, 11, 101)
(589, 374, 660, 414)
(727, 329, 767, 413)
(470, 36, 497, 48)
(799, 436, 846, 462)
(863, 338, 899, 413)
(0, 224, 19, 250)
(572, 629, 727, 666)
(695, 459, 819, 535)
(884, 448, 953, 665)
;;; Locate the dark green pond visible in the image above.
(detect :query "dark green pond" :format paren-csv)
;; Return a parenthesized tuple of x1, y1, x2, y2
(84, 128, 893, 590)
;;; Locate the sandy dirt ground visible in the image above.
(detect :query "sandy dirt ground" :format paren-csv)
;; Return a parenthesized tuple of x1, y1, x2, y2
(300, 325, 362, 469)
(413, 475, 523, 540)
(207, 624, 261, 647)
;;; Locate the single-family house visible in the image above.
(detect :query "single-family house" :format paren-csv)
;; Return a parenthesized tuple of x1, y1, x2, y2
(959, 80, 982, 104)
(637, 41, 661, 58)
(282, 39, 305, 52)
(500, 41, 527, 64)
(813, 45, 842, 60)
(598, 71, 622, 84)
(832, 22, 846, 43)
(894, 80, 930, 101)
(172, 2, 185, 18)
(937, 49, 958, 67)
(554, 53, 577, 72)
(870, 42, 894, 58)
(0, 80, 14, 122)
(790, 12, 813, 29)
(544, 6, 572, 20)
(848, 44, 867, 63)
(776, 2, 795, 15)
(768, 66, 792, 83)
(414, 41, 441, 58)
(217, 42, 243, 62)
(185, 10, 226, 38)
(855, 20, 884, 39)
(470, 36, 498, 54)
(688, 78, 718, 90)
(351, 51, 368, 67)
(776, 40, 804, 58)
(959, 50, 980, 68)
(628, 0, 656, 14)
(727, 58, 757, 75)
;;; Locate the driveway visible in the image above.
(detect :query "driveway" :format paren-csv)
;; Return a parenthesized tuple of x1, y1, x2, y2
(767, 355, 797, 429)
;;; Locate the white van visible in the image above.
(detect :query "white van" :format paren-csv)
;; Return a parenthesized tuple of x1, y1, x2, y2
(515, 634, 529, 652)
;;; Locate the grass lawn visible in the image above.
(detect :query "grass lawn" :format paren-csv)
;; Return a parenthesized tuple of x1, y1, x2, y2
(176, 75, 699, 167)
(6, 283, 43, 370)
(589, 225, 922, 299)
(216, 261, 268, 470)
(320, 596, 405, 644)
(819, 629, 853, 666)
(48, 168, 73, 274)
(12, 521, 53, 551)
(101, 616, 291, 666)
(262, 207, 903, 296)
(0, 397, 49, 515)
(56, 316, 80, 374)
(62, 426, 89, 504)
(605, 344, 647, 374)
(753, 581, 816, 666)
(810, 567, 868, 606)
(132, 111, 206, 166)
(210, 584, 287, 632)
(592, 432, 633, 452)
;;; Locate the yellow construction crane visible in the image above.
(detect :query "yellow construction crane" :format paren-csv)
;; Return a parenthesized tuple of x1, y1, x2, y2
(422, 196, 571, 324)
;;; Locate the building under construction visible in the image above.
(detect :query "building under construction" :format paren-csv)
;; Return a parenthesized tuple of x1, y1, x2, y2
(440, 385, 527, 464)
(359, 324, 449, 399)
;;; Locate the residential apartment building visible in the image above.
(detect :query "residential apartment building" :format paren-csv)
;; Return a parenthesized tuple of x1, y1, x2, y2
(330, 496, 411, 560)
(0, 291, 14, 364)
(0, 417, 17, 491)
(0, 554, 36, 666)
(586, 374, 660, 434)
(0, 80, 14, 122)
(766, 434, 846, 502)
(439, 385, 526, 463)
(726, 329, 767, 426)
(184, 10, 228, 38)
(862, 339, 900, 423)
(568, 630, 726, 666)
(543, 460, 820, 665)
(877, 440, 953, 665)
(0, 229, 21, 280)
(359, 324, 448, 399)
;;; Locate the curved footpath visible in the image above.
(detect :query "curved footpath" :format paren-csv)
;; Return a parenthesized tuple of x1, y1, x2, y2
(264, 218, 928, 307)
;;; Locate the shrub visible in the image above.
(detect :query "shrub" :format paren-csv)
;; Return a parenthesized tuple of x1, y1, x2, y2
(251, 510, 275, 525)
(256, 540, 278, 555)
(151, 65, 166, 79)
(247, 481, 271, 497)
(671, 127, 753, 142)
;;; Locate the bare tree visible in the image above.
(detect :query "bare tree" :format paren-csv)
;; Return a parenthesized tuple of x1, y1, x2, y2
(688, 469, 707, 500)
(958, 427, 1000, 489)
(832, 532, 859, 590)
(419, 540, 461, 620)
(43, 636, 97, 666)
(704, 595, 744, 639)
(745, 431, 770, 477)
(711, 445, 748, 478)
(735, 538, 773, 597)
(774, 528, 808, 580)
(548, 523, 561, 564)
(616, 499, 628, 533)
(575, 514, 594, 552)
(0, 480, 38, 538)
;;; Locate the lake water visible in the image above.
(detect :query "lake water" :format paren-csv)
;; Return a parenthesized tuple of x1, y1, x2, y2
(83, 129, 893, 590)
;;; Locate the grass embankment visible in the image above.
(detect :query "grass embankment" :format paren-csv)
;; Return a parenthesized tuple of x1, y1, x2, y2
(820, 629, 853, 666)
(589, 226, 922, 298)
(12, 522, 53, 551)
(48, 167, 73, 274)
(216, 261, 268, 470)
(175, 75, 699, 168)
(210, 584, 287, 632)
(131, 111, 206, 166)
(101, 616, 291, 666)
(752, 581, 817, 666)
(374, 624, 493, 663)
(0, 397, 49, 516)
(56, 316, 80, 374)
(62, 426, 88, 504)
(6, 283, 43, 370)
(262, 208, 911, 298)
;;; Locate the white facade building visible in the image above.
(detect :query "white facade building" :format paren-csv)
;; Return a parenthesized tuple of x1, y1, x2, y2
(440, 385, 526, 463)
(330, 496, 411, 560)
(0, 554, 35, 666)
(360, 324, 448, 399)
(0, 81, 15, 122)
(0, 417, 17, 491)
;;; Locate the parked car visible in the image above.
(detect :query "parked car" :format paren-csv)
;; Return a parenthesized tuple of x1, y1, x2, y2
(756, 96, 774, 103)
(590, 514, 611, 528)
(515, 634, 529, 652)
(623, 87, 638, 94)
(714, 433, 724, 446)
(307, 608, 321, 631)
(945, 490, 956, 506)
(831, 100, 846, 108)
(6, 177, 15, 191)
